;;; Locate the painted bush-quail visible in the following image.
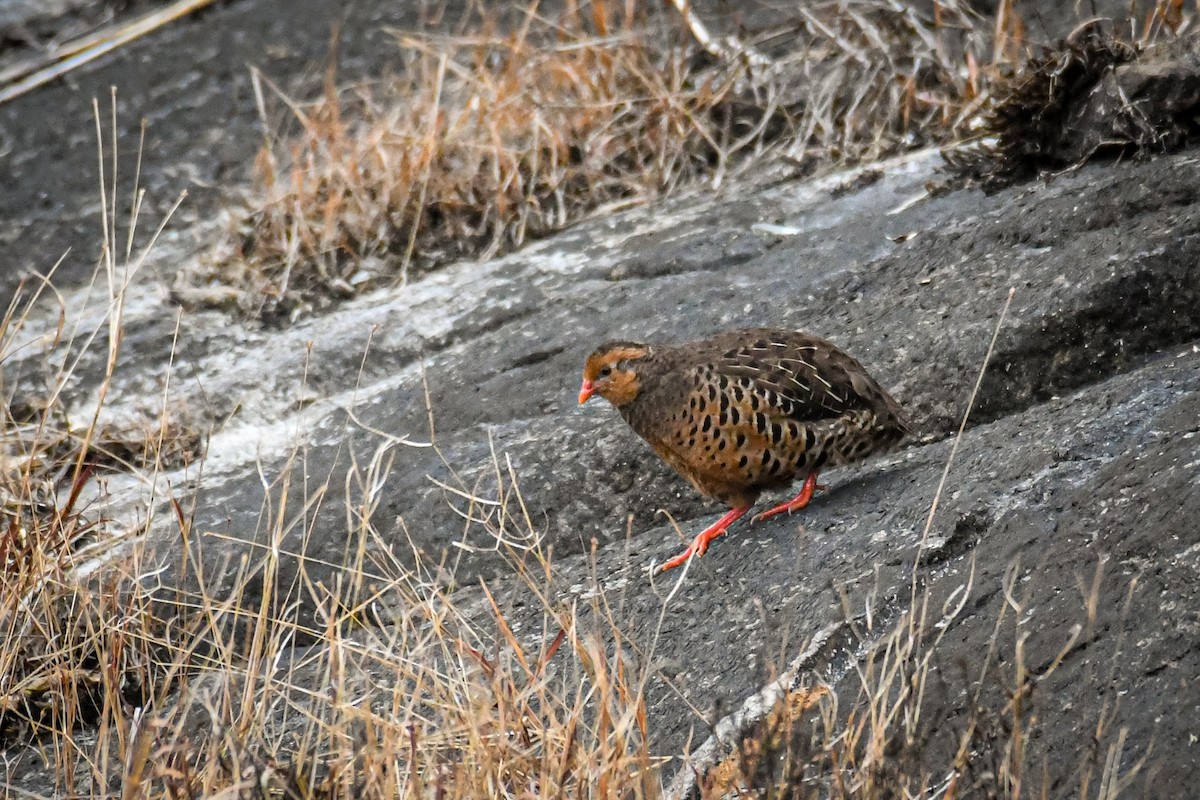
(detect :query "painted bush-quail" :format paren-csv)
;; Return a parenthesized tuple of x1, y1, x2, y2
(578, 328, 910, 572)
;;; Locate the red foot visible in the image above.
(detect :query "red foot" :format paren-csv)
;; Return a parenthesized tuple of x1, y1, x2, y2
(751, 472, 826, 524)
(658, 506, 751, 573)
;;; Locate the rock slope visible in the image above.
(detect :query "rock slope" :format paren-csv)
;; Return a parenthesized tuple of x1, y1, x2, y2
(5, 145, 1199, 795)
(2, 2, 1199, 793)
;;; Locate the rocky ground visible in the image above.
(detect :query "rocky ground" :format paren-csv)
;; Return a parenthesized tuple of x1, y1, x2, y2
(2, 0, 1199, 797)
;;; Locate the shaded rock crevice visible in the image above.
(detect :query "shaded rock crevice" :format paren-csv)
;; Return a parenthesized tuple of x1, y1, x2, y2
(976, 237, 1200, 423)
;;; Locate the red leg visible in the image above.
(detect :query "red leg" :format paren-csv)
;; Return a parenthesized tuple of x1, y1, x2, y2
(751, 472, 825, 524)
(658, 506, 751, 573)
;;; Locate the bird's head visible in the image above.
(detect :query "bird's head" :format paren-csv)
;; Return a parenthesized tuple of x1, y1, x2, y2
(578, 341, 653, 407)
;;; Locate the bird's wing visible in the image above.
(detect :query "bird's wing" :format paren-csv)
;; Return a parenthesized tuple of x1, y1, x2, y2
(708, 335, 864, 423)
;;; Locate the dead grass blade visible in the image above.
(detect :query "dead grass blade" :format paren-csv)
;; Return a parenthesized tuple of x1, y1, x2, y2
(188, 0, 1002, 318)
(0, 0, 221, 106)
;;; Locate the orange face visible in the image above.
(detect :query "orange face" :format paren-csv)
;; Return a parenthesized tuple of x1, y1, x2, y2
(578, 345, 649, 407)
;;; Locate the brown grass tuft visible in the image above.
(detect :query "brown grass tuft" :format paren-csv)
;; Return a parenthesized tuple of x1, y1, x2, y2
(188, 0, 1004, 318)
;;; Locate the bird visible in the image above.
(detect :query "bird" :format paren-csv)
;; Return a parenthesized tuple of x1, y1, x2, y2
(578, 328, 910, 572)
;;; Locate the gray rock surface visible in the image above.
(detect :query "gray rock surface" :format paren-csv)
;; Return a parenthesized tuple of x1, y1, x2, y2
(4, 145, 1199, 795)
(2, 1, 1200, 796)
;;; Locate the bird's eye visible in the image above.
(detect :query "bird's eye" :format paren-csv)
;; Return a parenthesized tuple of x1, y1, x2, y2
(598, 365, 613, 378)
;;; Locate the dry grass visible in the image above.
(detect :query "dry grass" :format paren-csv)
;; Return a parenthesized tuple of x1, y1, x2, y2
(5, 11, 1184, 796)
(0, 100, 190, 789)
(128, 499, 667, 799)
(2, 342, 1149, 799)
(1, 101, 669, 796)
(5, 224, 1151, 799)
(187, 0, 1200, 319)
(0, 381, 1150, 800)
(185, 0, 1006, 318)
(703, 558, 1149, 799)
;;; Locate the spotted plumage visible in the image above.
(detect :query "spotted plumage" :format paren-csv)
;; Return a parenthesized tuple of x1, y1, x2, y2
(578, 328, 910, 571)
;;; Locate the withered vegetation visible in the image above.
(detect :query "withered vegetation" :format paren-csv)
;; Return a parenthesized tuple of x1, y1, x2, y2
(185, 0, 1003, 319)
(949, 14, 1200, 190)
(3, 5, 1188, 799)
(175, 4, 1200, 317)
